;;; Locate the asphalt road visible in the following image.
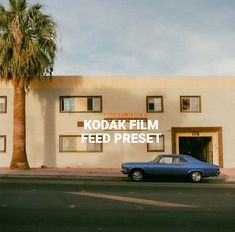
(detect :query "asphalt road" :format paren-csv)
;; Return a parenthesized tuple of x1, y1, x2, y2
(0, 178, 235, 232)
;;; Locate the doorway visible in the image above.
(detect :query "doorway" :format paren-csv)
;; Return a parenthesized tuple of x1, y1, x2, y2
(172, 127, 223, 167)
(179, 136, 213, 163)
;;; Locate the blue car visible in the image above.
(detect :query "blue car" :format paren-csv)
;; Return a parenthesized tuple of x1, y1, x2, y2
(121, 154, 220, 182)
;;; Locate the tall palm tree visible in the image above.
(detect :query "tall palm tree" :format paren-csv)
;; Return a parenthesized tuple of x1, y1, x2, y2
(0, 0, 57, 169)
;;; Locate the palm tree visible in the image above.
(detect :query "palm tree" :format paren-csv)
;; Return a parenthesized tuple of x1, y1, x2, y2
(0, 0, 57, 169)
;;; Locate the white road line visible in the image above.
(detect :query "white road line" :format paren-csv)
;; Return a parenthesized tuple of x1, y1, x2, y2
(67, 191, 196, 208)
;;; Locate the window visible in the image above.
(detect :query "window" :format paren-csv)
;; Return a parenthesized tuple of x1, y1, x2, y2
(147, 135, 164, 152)
(180, 96, 201, 112)
(0, 96, 7, 113)
(157, 156, 188, 164)
(59, 135, 102, 152)
(158, 156, 173, 164)
(146, 96, 163, 112)
(60, 96, 102, 112)
(179, 157, 188, 163)
(0, 136, 6, 152)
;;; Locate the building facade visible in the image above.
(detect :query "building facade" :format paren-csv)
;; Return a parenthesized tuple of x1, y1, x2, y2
(0, 76, 235, 168)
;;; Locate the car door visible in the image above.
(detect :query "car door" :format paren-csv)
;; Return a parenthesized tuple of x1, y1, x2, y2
(146, 156, 188, 176)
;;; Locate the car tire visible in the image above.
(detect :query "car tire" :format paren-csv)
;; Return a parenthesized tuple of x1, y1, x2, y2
(189, 171, 203, 183)
(130, 169, 144, 181)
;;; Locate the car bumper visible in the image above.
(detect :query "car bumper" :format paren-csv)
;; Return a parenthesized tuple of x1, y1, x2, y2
(121, 169, 128, 174)
(121, 166, 128, 174)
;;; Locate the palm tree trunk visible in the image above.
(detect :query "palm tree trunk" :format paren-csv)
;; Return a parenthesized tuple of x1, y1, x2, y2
(10, 81, 30, 170)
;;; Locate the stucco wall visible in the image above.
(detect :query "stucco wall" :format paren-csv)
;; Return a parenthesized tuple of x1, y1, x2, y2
(1, 76, 235, 168)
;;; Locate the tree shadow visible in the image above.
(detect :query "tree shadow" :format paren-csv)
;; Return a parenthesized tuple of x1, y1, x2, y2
(28, 77, 182, 168)
(29, 77, 81, 167)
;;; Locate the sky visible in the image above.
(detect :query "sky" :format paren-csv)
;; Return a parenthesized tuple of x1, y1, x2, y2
(1, 0, 235, 76)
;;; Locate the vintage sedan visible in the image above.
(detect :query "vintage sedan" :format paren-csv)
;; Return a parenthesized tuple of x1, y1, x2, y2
(121, 154, 220, 182)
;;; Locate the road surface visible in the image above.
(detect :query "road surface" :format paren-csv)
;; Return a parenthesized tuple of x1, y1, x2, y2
(0, 178, 234, 232)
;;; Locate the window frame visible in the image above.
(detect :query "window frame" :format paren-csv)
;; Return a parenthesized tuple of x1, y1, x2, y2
(0, 135, 6, 153)
(180, 96, 201, 113)
(147, 134, 165, 152)
(146, 96, 163, 113)
(0, 96, 7, 113)
(59, 135, 103, 153)
(60, 96, 102, 113)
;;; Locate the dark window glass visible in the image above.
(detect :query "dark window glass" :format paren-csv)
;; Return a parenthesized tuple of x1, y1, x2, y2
(87, 98, 93, 111)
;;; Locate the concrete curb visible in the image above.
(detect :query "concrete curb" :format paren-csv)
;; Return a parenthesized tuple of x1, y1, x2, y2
(0, 168, 124, 180)
(0, 173, 126, 181)
(223, 177, 235, 182)
(0, 167, 234, 182)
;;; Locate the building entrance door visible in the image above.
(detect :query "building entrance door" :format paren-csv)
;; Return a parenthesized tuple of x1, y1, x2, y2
(178, 136, 213, 163)
(171, 127, 223, 167)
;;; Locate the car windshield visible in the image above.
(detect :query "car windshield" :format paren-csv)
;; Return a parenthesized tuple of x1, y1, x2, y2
(151, 155, 161, 162)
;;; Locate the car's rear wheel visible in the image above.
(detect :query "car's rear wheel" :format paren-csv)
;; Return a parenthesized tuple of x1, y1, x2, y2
(190, 171, 203, 183)
(130, 169, 144, 181)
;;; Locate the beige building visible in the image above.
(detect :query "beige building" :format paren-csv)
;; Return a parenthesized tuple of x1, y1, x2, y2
(0, 76, 235, 168)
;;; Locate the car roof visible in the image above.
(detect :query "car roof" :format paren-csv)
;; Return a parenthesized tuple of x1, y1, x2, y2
(159, 154, 185, 158)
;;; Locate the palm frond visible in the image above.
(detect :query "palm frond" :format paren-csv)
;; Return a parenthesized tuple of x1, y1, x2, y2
(0, 0, 57, 85)
(9, 0, 27, 12)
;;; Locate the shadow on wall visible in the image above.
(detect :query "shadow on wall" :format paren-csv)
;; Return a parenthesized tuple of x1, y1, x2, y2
(43, 90, 56, 167)
(31, 87, 57, 167)
(30, 78, 80, 168)
(29, 77, 184, 168)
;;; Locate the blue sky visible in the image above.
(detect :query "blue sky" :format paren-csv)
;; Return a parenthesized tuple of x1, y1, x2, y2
(2, 0, 235, 76)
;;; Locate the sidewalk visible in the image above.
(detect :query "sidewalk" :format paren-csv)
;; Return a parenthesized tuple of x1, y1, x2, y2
(0, 167, 235, 182)
(0, 167, 123, 179)
(218, 168, 235, 182)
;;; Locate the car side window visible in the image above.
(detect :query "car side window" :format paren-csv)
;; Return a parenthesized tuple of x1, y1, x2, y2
(158, 157, 185, 164)
(172, 157, 179, 164)
(158, 157, 174, 164)
(179, 157, 188, 164)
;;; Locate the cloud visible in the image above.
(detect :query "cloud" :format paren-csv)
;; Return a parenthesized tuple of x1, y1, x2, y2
(2, 0, 235, 76)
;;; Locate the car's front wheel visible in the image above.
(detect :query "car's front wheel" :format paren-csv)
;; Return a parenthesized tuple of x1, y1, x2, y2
(130, 169, 144, 181)
(189, 171, 203, 183)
